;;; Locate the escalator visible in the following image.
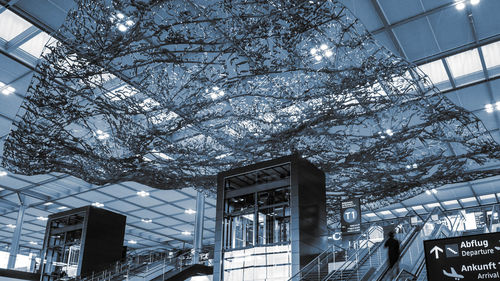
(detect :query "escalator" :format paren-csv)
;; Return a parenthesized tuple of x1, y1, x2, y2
(159, 264, 213, 281)
(289, 206, 467, 281)
(287, 223, 386, 280)
(374, 208, 465, 281)
(323, 223, 417, 281)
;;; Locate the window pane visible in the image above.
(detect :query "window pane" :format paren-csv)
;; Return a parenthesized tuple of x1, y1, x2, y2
(418, 60, 449, 84)
(19, 32, 53, 58)
(0, 10, 32, 41)
(445, 48, 483, 78)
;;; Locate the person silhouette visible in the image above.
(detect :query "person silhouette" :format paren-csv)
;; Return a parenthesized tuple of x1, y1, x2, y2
(384, 231, 400, 280)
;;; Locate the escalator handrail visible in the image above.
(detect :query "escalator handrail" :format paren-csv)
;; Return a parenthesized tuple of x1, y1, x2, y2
(319, 232, 386, 280)
(287, 222, 379, 280)
(375, 207, 466, 281)
(373, 207, 444, 281)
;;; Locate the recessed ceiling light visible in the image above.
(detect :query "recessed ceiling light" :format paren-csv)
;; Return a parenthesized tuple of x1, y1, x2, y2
(29, 241, 38, 245)
(0, 171, 7, 177)
(320, 44, 328, 50)
(92, 202, 104, 208)
(485, 104, 494, 113)
(314, 55, 322, 61)
(385, 129, 393, 136)
(181, 231, 191, 236)
(394, 208, 407, 213)
(460, 197, 476, 203)
(43, 202, 53, 206)
(470, 0, 480, 5)
(379, 210, 391, 215)
(117, 24, 128, 32)
(365, 213, 376, 217)
(6, 224, 16, 229)
(1, 86, 15, 96)
(431, 189, 437, 194)
(479, 194, 495, 200)
(128, 240, 137, 244)
(116, 13, 125, 19)
(495, 101, 500, 111)
(426, 190, 431, 195)
(141, 218, 152, 223)
(310, 48, 317, 55)
(324, 50, 333, 57)
(57, 206, 68, 210)
(137, 191, 150, 197)
(443, 200, 458, 205)
(37, 216, 48, 221)
(184, 209, 196, 215)
(125, 20, 134, 26)
(456, 2, 466, 10)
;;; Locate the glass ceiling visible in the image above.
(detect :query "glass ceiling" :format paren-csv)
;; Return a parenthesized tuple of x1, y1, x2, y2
(0, 9, 31, 41)
(2, 0, 499, 224)
(18, 32, 53, 58)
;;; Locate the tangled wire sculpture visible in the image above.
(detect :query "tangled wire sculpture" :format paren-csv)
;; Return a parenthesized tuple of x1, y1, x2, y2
(3, 0, 500, 222)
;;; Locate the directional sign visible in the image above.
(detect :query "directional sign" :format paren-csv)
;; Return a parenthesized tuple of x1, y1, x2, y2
(424, 232, 500, 281)
(430, 245, 444, 259)
(340, 198, 361, 235)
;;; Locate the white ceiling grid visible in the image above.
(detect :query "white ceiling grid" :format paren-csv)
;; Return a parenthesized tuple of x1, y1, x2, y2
(0, 0, 497, 253)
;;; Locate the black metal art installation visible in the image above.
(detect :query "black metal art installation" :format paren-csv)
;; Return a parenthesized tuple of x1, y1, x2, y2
(3, 0, 500, 221)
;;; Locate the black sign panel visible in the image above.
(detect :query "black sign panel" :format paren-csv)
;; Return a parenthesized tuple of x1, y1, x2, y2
(424, 232, 500, 281)
(340, 198, 361, 235)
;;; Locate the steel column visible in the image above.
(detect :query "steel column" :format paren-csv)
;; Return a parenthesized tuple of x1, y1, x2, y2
(193, 191, 205, 264)
(7, 196, 26, 269)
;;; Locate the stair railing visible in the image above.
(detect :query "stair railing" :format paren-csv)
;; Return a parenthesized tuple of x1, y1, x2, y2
(287, 223, 381, 281)
(375, 207, 466, 281)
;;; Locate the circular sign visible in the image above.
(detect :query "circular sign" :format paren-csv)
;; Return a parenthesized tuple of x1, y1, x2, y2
(343, 207, 358, 223)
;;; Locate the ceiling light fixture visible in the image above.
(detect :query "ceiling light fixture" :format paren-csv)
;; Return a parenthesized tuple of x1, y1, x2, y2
(0, 171, 7, 177)
(426, 190, 431, 195)
(43, 202, 53, 206)
(37, 216, 48, 221)
(431, 188, 437, 194)
(57, 206, 68, 210)
(137, 190, 150, 197)
(91, 202, 104, 208)
(456, 2, 466, 10)
(117, 24, 128, 32)
(29, 241, 38, 245)
(485, 104, 494, 113)
(128, 240, 137, 244)
(181, 231, 191, 236)
(6, 224, 16, 229)
(141, 218, 152, 223)
(184, 209, 196, 215)
(1, 86, 15, 96)
(470, 0, 480, 5)
(495, 101, 500, 111)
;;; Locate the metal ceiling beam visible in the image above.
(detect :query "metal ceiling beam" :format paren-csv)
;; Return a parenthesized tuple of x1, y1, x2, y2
(370, 1, 458, 36)
(5, 26, 40, 51)
(370, 0, 408, 59)
(465, 7, 500, 129)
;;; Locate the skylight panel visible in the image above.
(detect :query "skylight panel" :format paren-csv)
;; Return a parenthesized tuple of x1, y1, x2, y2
(445, 48, 483, 78)
(0, 10, 32, 41)
(481, 41, 500, 69)
(418, 60, 449, 84)
(18, 32, 53, 58)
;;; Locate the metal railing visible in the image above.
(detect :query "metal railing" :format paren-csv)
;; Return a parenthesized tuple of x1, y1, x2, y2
(287, 223, 382, 281)
(324, 223, 417, 281)
(73, 249, 193, 281)
(376, 207, 466, 281)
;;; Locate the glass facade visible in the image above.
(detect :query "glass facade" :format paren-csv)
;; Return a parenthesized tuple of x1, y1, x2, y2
(222, 186, 291, 280)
